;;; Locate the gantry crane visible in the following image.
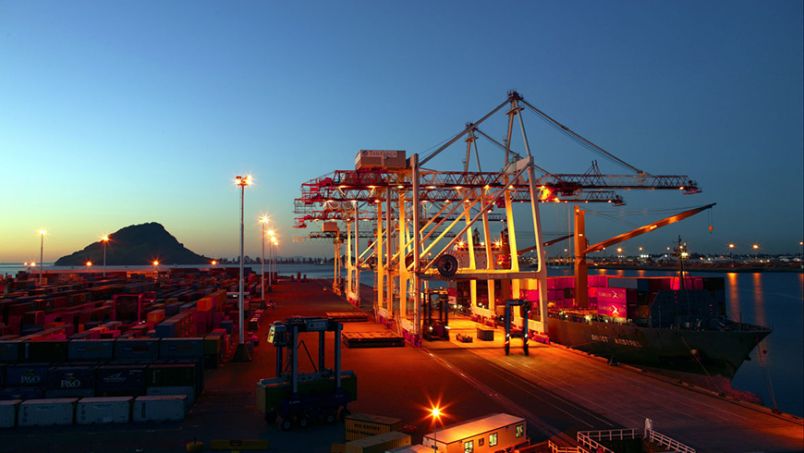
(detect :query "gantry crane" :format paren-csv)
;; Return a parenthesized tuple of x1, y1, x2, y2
(294, 90, 702, 341)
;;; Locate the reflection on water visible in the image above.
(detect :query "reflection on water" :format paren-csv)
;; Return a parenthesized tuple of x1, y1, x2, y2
(727, 273, 741, 323)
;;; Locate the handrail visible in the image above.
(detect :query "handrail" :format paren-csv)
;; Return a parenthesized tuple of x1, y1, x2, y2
(648, 429, 697, 453)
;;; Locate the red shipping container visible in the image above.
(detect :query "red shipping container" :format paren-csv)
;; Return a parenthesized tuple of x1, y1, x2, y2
(520, 290, 540, 302)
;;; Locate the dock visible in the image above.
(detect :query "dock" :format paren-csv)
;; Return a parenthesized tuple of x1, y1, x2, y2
(1, 278, 801, 452)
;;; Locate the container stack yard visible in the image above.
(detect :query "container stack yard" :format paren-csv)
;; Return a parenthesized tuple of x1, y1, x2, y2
(0, 267, 271, 427)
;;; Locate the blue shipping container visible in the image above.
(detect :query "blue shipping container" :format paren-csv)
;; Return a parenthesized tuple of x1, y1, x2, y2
(23, 341, 69, 362)
(68, 340, 115, 361)
(114, 339, 160, 361)
(96, 365, 146, 396)
(159, 338, 204, 360)
(47, 366, 96, 390)
(6, 364, 49, 386)
(0, 386, 44, 400)
(0, 341, 22, 362)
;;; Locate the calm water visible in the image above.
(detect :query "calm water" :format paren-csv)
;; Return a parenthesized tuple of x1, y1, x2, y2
(2, 263, 801, 416)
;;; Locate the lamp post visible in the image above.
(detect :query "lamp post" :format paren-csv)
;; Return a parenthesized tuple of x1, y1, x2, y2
(38, 229, 46, 285)
(752, 243, 760, 263)
(267, 228, 276, 287)
(271, 236, 279, 282)
(234, 174, 254, 362)
(101, 235, 110, 277)
(259, 215, 270, 303)
(728, 243, 735, 266)
(152, 260, 159, 282)
(430, 406, 442, 453)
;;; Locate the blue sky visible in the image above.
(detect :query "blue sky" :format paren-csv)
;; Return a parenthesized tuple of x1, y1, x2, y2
(1, 1, 801, 261)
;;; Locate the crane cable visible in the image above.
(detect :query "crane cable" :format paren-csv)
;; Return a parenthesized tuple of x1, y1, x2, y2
(520, 98, 646, 175)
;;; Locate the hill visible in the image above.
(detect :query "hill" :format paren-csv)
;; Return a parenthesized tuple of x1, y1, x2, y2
(54, 222, 211, 265)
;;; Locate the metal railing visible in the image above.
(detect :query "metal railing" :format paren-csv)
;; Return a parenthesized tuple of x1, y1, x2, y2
(547, 440, 579, 453)
(647, 429, 697, 453)
(576, 428, 638, 453)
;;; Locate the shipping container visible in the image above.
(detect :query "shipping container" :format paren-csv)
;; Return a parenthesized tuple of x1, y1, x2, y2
(23, 340, 68, 362)
(115, 338, 160, 361)
(159, 338, 204, 360)
(6, 363, 49, 387)
(147, 362, 197, 389)
(19, 398, 77, 426)
(77, 396, 132, 424)
(0, 386, 44, 400)
(0, 400, 20, 428)
(68, 339, 115, 361)
(345, 413, 402, 441)
(344, 431, 411, 453)
(0, 341, 22, 362)
(354, 150, 407, 171)
(47, 365, 96, 390)
(146, 385, 195, 408)
(133, 395, 185, 422)
(422, 413, 526, 453)
(95, 364, 146, 396)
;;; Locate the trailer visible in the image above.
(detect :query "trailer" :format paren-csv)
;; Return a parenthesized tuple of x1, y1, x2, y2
(422, 413, 527, 453)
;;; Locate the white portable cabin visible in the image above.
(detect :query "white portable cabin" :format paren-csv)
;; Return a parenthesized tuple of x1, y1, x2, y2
(422, 413, 527, 453)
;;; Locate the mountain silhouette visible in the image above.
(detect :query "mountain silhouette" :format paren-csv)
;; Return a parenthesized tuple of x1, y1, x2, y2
(54, 222, 211, 265)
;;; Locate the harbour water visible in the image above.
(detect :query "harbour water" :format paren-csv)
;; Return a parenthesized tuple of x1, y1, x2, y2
(1, 263, 801, 416)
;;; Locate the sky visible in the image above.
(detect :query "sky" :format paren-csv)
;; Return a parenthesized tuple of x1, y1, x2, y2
(0, 0, 802, 262)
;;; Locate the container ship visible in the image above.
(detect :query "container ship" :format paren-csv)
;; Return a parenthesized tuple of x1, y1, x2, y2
(452, 274, 770, 377)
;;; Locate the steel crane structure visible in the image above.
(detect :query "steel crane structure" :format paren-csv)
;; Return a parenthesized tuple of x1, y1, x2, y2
(294, 90, 700, 339)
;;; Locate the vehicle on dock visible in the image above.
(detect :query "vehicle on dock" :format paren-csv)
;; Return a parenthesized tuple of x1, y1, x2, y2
(257, 317, 357, 430)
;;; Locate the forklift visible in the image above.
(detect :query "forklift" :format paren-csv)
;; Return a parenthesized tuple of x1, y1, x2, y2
(422, 288, 450, 341)
(257, 317, 357, 430)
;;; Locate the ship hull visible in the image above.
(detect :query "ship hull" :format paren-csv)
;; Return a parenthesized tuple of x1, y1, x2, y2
(546, 317, 769, 377)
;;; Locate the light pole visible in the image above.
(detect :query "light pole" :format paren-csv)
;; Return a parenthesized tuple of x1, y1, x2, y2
(234, 174, 254, 362)
(38, 229, 46, 285)
(152, 260, 159, 281)
(271, 236, 279, 282)
(259, 215, 270, 303)
(267, 229, 276, 287)
(752, 243, 760, 263)
(429, 406, 442, 453)
(728, 243, 735, 266)
(101, 235, 110, 277)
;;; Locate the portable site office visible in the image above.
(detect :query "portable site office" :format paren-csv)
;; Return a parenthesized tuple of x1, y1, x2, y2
(421, 413, 527, 453)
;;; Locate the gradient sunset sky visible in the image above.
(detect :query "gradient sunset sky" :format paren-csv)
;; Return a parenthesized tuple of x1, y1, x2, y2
(1, 1, 802, 263)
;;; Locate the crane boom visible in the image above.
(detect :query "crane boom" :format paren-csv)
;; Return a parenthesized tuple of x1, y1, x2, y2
(584, 203, 716, 254)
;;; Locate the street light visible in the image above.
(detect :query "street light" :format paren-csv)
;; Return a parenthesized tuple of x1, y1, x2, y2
(101, 235, 110, 277)
(271, 236, 279, 282)
(259, 215, 270, 304)
(152, 260, 159, 281)
(728, 243, 735, 266)
(234, 174, 254, 362)
(429, 406, 442, 453)
(210, 259, 217, 266)
(85, 261, 93, 268)
(37, 229, 46, 285)
(267, 229, 277, 286)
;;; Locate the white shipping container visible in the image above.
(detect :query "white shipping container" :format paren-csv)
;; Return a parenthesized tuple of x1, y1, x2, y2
(19, 398, 77, 427)
(133, 395, 186, 422)
(0, 400, 21, 428)
(77, 397, 132, 424)
(146, 386, 195, 408)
